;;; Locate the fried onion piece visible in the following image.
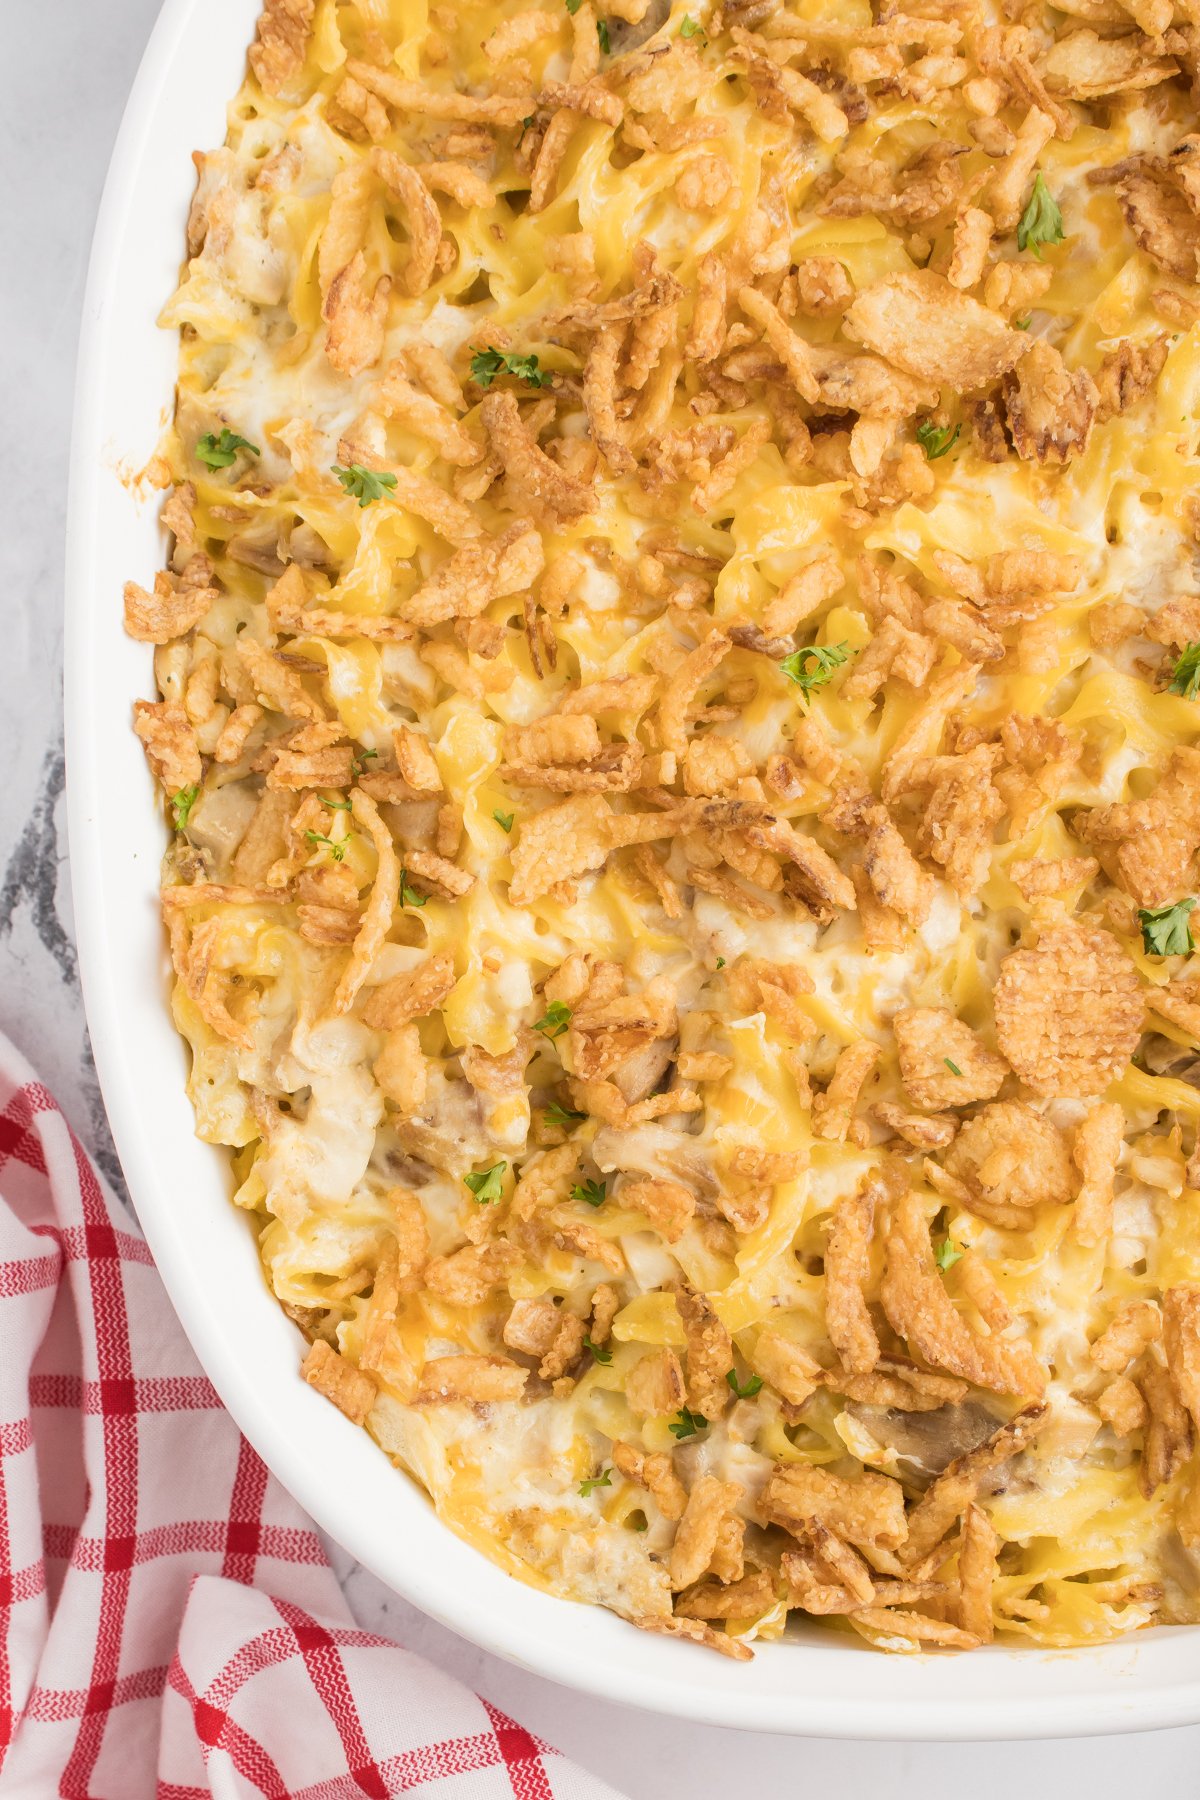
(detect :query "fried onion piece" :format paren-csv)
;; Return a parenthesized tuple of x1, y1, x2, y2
(1091, 1300, 1162, 1374)
(675, 1284, 734, 1420)
(301, 1337, 376, 1425)
(399, 521, 544, 626)
(674, 1570, 776, 1621)
(1072, 1102, 1124, 1247)
(634, 1614, 753, 1660)
(944, 1102, 1073, 1218)
(823, 1174, 881, 1374)
(1001, 339, 1098, 466)
(749, 1328, 822, 1408)
(1163, 1286, 1200, 1435)
(611, 1440, 687, 1520)
(670, 1475, 740, 1589)
(346, 59, 534, 127)
(361, 951, 456, 1030)
(370, 149, 442, 296)
(843, 269, 1026, 393)
(1078, 748, 1200, 910)
(481, 389, 595, 521)
(881, 1189, 1047, 1396)
(250, 0, 314, 94)
(992, 921, 1143, 1098)
(893, 1008, 1008, 1111)
(413, 1354, 529, 1404)
(332, 789, 400, 1016)
(1139, 1360, 1193, 1496)
(133, 700, 202, 794)
(763, 1463, 908, 1554)
(124, 558, 218, 643)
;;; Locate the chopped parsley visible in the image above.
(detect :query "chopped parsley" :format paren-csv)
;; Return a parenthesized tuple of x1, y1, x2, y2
(935, 1238, 963, 1271)
(399, 869, 427, 908)
(726, 1369, 763, 1399)
(583, 1336, 612, 1364)
(943, 1057, 963, 1076)
(1017, 173, 1064, 259)
(1014, 314, 1032, 330)
(916, 419, 961, 461)
(669, 1407, 706, 1440)
(572, 1178, 607, 1208)
(579, 1469, 612, 1495)
(534, 1000, 572, 1039)
(680, 12, 705, 36)
(469, 347, 550, 390)
(597, 17, 610, 52)
(493, 808, 515, 832)
(780, 641, 850, 700)
(1169, 642, 1200, 700)
(195, 429, 259, 470)
(1139, 897, 1196, 957)
(715, 956, 726, 969)
(544, 1101, 586, 1128)
(464, 1160, 507, 1204)
(304, 828, 346, 863)
(331, 463, 398, 507)
(565, 0, 583, 12)
(351, 748, 379, 777)
(171, 784, 199, 832)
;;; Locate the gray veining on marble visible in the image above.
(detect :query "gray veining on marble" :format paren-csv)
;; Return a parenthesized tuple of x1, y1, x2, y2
(1, 5, 1196, 1792)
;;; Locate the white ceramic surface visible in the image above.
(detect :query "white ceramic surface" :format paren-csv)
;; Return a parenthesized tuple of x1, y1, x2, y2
(62, 0, 1200, 1740)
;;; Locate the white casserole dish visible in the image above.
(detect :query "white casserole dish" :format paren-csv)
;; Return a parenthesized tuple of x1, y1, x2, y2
(64, 0, 1200, 1737)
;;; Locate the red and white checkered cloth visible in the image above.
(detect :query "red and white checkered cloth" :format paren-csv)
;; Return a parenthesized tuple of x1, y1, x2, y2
(0, 1035, 626, 1799)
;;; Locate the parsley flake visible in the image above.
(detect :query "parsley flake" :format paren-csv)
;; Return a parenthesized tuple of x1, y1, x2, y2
(916, 419, 961, 461)
(469, 347, 550, 390)
(304, 828, 346, 863)
(726, 1369, 763, 1399)
(464, 1160, 507, 1204)
(493, 808, 515, 832)
(579, 1469, 612, 1495)
(1169, 642, 1200, 700)
(583, 1336, 613, 1364)
(597, 17, 610, 51)
(1014, 314, 1032, 330)
(669, 1407, 706, 1440)
(572, 1178, 607, 1208)
(943, 1057, 962, 1076)
(534, 1000, 572, 1039)
(545, 1101, 586, 1128)
(332, 463, 398, 507)
(171, 784, 199, 832)
(351, 748, 379, 776)
(680, 12, 705, 36)
(780, 641, 850, 701)
(935, 1238, 963, 1271)
(715, 956, 726, 969)
(1139, 897, 1196, 957)
(399, 869, 427, 908)
(1017, 173, 1064, 260)
(565, 0, 583, 13)
(195, 429, 259, 470)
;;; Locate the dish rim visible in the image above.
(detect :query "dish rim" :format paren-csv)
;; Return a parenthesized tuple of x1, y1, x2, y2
(63, 0, 1200, 1740)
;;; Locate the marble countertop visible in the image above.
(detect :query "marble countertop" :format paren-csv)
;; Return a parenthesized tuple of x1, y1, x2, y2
(4, 4, 1198, 1791)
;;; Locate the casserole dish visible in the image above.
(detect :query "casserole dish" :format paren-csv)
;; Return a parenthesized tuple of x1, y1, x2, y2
(65, 0, 1200, 1736)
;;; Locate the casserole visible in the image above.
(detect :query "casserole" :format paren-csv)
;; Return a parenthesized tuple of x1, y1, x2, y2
(66, 0, 1200, 1734)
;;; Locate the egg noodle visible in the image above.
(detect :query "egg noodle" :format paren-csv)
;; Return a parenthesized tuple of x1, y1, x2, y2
(126, 0, 1200, 1655)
